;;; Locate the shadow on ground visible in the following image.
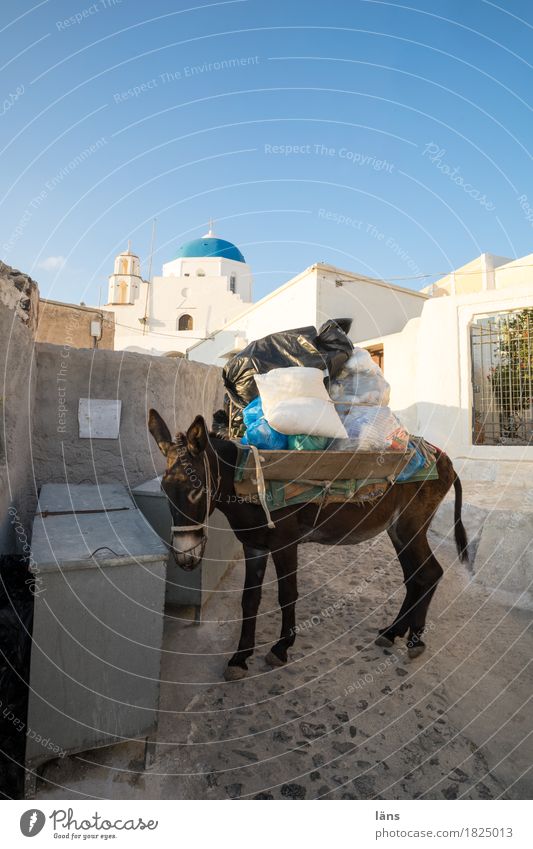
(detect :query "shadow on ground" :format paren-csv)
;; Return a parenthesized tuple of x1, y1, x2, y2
(34, 519, 533, 800)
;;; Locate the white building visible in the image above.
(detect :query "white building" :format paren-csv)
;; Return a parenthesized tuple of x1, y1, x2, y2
(107, 229, 252, 355)
(356, 252, 533, 462)
(187, 262, 427, 366)
(105, 228, 532, 466)
(187, 248, 532, 464)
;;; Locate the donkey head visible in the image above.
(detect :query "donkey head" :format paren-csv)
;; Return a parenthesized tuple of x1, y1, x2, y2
(148, 409, 210, 571)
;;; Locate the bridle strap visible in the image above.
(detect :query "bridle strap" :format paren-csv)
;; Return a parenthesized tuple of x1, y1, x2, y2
(170, 451, 218, 541)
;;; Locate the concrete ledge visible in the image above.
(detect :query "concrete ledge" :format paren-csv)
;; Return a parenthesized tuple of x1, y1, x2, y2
(473, 510, 533, 611)
(429, 500, 488, 565)
(429, 476, 533, 610)
(454, 457, 533, 488)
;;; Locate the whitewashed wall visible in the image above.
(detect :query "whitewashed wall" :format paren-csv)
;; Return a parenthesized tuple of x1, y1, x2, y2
(316, 266, 427, 342)
(111, 273, 251, 355)
(360, 284, 533, 461)
(188, 264, 427, 367)
(188, 268, 320, 366)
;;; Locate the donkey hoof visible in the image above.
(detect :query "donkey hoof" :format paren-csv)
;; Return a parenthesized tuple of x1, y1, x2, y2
(265, 651, 286, 668)
(375, 634, 394, 648)
(407, 644, 426, 659)
(224, 665, 248, 681)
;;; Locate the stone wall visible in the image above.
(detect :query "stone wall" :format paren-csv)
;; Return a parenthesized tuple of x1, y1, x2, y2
(33, 343, 224, 489)
(0, 263, 39, 552)
(36, 298, 115, 350)
(0, 259, 225, 552)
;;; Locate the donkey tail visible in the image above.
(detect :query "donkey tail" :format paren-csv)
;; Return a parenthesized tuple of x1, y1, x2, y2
(453, 473, 469, 563)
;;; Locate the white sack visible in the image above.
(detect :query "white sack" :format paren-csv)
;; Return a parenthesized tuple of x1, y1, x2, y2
(255, 367, 347, 439)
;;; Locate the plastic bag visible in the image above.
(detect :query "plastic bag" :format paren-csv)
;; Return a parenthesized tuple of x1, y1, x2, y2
(241, 397, 288, 449)
(287, 434, 330, 451)
(242, 396, 262, 429)
(330, 347, 390, 407)
(255, 367, 348, 438)
(330, 406, 409, 452)
(223, 319, 353, 435)
(396, 443, 427, 481)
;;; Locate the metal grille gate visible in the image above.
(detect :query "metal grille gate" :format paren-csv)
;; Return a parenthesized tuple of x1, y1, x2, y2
(471, 308, 533, 446)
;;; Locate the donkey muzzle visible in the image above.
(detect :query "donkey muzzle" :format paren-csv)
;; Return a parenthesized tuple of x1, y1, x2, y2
(170, 528, 206, 571)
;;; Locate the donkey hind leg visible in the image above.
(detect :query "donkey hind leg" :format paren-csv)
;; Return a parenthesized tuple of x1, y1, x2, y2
(266, 544, 298, 668)
(375, 533, 418, 647)
(225, 546, 268, 681)
(405, 537, 443, 659)
(376, 530, 443, 659)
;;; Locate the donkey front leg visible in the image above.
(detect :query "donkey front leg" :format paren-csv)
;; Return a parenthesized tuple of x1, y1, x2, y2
(225, 546, 268, 681)
(266, 544, 298, 668)
(376, 532, 419, 648)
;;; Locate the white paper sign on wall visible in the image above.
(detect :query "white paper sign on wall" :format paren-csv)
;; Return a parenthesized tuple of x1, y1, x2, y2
(78, 399, 122, 439)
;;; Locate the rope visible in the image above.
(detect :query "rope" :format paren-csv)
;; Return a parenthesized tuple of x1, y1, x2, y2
(87, 546, 122, 559)
(249, 444, 276, 529)
(312, 481, 332, 528)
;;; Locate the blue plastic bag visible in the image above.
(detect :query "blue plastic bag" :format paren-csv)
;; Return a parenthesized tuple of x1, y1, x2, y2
(396, 442, 427, 482)
(241, 397, 288, 450)
(242, 396, 261, 428)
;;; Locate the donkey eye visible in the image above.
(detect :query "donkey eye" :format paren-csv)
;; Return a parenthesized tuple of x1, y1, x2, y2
(188, 488, 203, 504)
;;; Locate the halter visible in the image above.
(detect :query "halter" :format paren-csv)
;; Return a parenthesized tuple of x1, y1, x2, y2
(169, 450, 219, 561)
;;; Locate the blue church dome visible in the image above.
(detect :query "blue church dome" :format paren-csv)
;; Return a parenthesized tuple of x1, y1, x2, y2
(175, 232, 245, 263)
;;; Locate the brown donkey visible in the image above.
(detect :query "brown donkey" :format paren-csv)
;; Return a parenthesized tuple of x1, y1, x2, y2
(148, 410, 468, 680)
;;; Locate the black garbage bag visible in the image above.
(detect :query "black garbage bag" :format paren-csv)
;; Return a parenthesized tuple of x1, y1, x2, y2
(223, 319, 353, 435)
(211, 407, 230, 439)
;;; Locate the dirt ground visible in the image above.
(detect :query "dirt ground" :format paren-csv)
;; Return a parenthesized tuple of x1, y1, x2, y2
(36, 517, 533, 801)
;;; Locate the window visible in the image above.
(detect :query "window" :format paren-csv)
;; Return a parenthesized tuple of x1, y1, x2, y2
(118, 280, 128, 304)
(366, 345, 384, 371)
(196, 268, 205, 277)
(229, 274, 236, 294)
(471, 308, 533, 446)
(178, 313, 193, 331)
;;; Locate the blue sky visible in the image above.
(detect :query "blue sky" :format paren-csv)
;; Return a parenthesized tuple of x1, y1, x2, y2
(1, 0, 533, 305)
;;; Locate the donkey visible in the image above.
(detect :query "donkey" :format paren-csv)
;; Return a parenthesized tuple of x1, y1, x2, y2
(148, 409, 468, 680)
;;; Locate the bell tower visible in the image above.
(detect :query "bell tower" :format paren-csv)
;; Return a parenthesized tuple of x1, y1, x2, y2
(107, 242, 143, 305)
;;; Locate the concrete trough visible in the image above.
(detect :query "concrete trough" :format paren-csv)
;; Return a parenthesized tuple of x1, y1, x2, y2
(26, 484, 168, 793)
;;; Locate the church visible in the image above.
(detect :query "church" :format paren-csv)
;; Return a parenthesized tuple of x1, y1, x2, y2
(107, 226, 253, 355)
(106, 225, 426, 359)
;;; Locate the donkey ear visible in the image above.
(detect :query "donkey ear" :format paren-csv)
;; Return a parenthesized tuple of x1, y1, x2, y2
(148, 409, 173, 456)
(186, 415, 208, 456)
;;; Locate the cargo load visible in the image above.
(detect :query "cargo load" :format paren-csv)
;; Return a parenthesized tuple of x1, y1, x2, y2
(222, 323, 424, 490)
(223, 319, 353, 436)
